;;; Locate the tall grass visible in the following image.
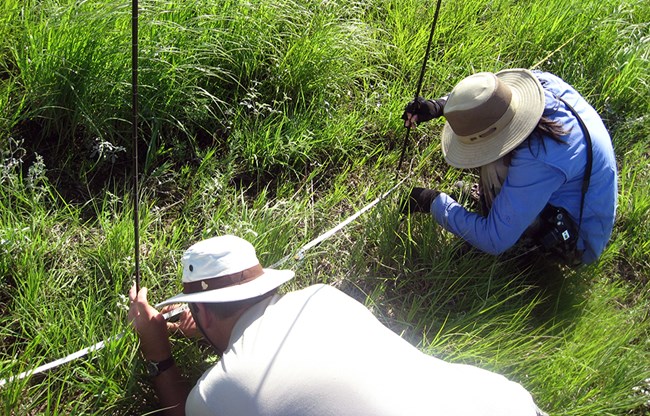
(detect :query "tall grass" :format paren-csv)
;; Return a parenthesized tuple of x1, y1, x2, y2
(2, 0, 384, 184)
(1, 0, 649, 414)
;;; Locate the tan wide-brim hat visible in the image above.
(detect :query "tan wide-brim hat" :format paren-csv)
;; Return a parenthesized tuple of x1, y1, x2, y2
(157, 235, 294, 307)
(441, 69, 545, 169)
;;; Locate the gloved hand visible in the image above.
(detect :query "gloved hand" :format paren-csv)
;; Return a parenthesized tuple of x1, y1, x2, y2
(401, 97, 446, 127)
(401, 187, 440, 214)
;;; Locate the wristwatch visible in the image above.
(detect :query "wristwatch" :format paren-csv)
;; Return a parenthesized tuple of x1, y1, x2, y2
(146, 356, 175, 377)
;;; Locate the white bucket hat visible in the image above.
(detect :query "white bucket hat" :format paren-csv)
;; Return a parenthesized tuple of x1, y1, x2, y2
(441, 68, 545, 169)
(157, 235, 294, 306)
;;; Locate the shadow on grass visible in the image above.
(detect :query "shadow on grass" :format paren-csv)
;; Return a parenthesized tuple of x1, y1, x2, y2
(349, 205, 596, 348)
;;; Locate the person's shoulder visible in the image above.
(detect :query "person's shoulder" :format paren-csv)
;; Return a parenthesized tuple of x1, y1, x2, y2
(532, 70, 580, 102)
(282, 284, 343, 302)
(512, 137, 566, 170)
(532, 70, 566, 116)
(294, 283, 344, 298)
(532, 70, 565, 86)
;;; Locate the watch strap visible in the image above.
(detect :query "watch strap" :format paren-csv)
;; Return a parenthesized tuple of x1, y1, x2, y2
(147, 356, 175, 377)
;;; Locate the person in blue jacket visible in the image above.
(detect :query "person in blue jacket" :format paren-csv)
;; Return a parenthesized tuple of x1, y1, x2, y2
(402, 68, 617, 265)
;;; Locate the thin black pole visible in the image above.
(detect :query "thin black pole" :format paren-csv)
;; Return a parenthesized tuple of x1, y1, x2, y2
(395, 0, 443, 179)
(132, 0, 140, 293)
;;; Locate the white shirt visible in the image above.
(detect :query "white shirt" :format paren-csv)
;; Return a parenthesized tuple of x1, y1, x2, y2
(186, 284, 539, 416)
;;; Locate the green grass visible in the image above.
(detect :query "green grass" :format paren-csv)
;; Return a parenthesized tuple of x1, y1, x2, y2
(1, 0, 649, 414)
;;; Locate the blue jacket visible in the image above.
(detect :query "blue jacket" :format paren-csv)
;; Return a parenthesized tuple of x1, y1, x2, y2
(431, 71, 617, 264)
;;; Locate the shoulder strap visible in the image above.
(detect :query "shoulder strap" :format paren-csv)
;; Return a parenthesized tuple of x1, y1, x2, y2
(556, 96, 593, 233)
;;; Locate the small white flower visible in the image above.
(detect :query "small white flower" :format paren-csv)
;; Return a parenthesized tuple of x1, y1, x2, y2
(117, 293, 129, 311)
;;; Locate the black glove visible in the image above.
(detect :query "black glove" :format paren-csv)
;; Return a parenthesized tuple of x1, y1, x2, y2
(401, 97, 446, 126)
(401, 187, 440, 214)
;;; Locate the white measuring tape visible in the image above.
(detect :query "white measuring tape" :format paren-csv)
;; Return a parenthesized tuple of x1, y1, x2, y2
(269, 177, 407, 268)
(0, 177, 407, 387)
(0, 304, 187, 388)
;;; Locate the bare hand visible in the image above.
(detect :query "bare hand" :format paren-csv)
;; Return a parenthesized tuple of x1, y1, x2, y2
(162, 304, 201, 338)
(128, 284, 172, 361)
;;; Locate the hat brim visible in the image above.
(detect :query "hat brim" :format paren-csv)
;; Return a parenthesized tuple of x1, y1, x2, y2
(441, 69, 545, 169)
(156, 268, 295, 307)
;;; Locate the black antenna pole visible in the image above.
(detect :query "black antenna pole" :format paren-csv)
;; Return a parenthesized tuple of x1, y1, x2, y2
(132, 0, 141, 293)
(395, 0, 443, 180)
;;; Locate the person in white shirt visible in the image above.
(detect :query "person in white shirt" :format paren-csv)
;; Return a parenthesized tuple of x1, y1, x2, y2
(128, 234, 546, 416)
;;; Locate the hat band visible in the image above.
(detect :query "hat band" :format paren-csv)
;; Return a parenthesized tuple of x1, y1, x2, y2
(183, 264, 264, 294)
(456, 103, 516, 144)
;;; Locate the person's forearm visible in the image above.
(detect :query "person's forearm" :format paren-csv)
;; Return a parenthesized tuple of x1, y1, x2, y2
(431, 192, 518, 254)
(128, 286, 191, 416)
(142, 337, 190, 416)
(151, 364, 190, 416)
